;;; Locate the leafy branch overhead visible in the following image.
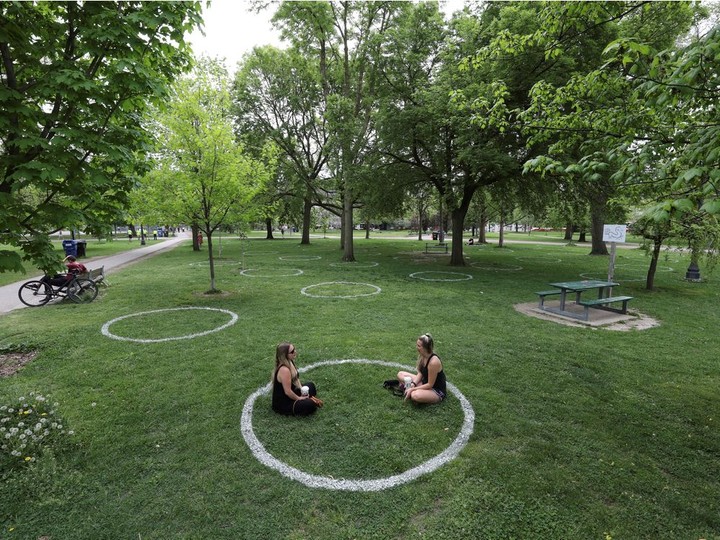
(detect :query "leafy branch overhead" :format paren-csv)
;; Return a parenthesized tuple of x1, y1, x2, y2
(0, 1, 203, 273)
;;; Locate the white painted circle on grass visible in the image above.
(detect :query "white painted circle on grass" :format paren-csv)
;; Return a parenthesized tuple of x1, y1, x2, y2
(578, 272, 645, 283)
(189, 261, 242, 267)
(101, 307, 238, 343)
(279, 255, 322, 261)
(409, 271, 473, 282)
(300, 281, 381, 298)
(239, 268, 304, 277)
(515, 256, 562, 263)
(470, 262, 523, 272)
(240, 359, 475, 491)
(329, 261, 379, 268)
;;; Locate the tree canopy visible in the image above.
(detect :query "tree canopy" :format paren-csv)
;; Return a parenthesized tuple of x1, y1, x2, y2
(0, 1, 202, 273)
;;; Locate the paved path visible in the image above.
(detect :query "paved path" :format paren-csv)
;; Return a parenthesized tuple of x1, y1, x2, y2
(0, 233, 190, 315)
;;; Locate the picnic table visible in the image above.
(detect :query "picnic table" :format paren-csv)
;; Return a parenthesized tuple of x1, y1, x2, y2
(535, 279, 633, 320)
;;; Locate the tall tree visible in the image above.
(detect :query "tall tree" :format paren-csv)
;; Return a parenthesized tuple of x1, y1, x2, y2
(148, 59, 271, 292)
(234, 45, 329, 245)
(0, 1, 202, 273)
(272, 1, 403, 261)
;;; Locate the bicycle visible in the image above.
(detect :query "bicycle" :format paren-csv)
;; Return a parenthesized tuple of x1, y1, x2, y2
(18, 274, 99, 307)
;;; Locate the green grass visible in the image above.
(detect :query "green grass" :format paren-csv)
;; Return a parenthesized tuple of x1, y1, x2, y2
(0, 237, 718, 539)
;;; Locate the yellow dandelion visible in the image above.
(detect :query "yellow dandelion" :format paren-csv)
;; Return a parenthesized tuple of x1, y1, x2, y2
(24, 456, 32, 462)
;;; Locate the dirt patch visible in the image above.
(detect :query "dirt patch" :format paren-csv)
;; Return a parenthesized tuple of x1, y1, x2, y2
(194, 290, 233, 298)
(514, 302, 660, 331)
(0, 350, 38, 377)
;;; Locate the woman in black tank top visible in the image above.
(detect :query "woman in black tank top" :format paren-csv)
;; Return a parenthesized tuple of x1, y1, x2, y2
(395, 333, 446, 404)
(271, 342, 323, 416)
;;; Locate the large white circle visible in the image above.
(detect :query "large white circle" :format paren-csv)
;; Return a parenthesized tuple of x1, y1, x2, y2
(300, 281, 381, 298)
(329, 261, 379, 268)
(240, 359, 475, 491)
(188, 261, 242, 267)
(409, 271, 473, 282)
(239, 268, 304, 277)
(101, 307, 239, 343)
(470, 262, 523, 272)
(279, 255, 322, 261)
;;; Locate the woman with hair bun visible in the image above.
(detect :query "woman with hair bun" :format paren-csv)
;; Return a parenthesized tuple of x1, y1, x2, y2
(395, 333, 446, 404)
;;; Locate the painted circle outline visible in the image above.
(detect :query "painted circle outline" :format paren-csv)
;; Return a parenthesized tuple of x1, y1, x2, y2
(329, 261, 379, 268)
(470, 262, 523, 272)
(279, 255, 322, 261)
(188, 261, 243, 267)
(615, 263, 674, 273)
(101, 307, 239, 343)
(300, 281, 381, 298)
(514, 256, 562, 263)
(240, 359, 475, 491)
(240, 268, 304, 277)
(579, 272, 645, 283)
(409, 271, 473, 282)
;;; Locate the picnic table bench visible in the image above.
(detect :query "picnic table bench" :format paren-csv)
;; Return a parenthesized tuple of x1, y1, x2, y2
(425, 243, 448, 254)
(578, 295, 633, 319)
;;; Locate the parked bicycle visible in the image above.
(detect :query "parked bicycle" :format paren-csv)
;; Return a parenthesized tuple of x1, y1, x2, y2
(18, 274, 99, 307)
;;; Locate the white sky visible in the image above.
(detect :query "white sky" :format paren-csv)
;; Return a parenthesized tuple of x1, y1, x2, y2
(187, 0, 468, 74)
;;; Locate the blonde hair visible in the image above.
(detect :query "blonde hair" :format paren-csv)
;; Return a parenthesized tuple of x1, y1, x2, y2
(416, 333, 434, 370)
(273, 342, 300, 388)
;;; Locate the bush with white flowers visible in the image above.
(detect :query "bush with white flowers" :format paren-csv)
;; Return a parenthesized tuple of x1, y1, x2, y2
(0, 392, 73, 470)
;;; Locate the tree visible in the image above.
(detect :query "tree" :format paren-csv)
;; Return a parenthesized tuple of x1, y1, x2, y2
(234, 45, 329, 245)
(272, 1, 405, 261)
(148, 58, 272, 292)
(0, 1, 202, 273)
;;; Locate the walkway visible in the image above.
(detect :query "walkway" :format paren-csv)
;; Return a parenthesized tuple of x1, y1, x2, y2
(0, 233, 189, 315)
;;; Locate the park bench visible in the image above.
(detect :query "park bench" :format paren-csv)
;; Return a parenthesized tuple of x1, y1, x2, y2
(577, 295, 634, 320)
(535, 289, 561, 308)
(80, 266, 108, 287)
(425, 243, 448, 254)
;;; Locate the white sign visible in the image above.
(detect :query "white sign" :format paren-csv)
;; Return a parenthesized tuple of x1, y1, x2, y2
(603, 224, 627, 243)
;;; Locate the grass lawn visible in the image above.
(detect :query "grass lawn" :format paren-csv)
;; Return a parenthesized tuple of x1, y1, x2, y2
(0, 236, 718, 539)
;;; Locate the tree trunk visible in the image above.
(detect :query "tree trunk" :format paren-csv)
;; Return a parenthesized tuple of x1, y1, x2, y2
(265, 218, 274, 240)
(191, 224, 200, 251)
(589, 193, 609, 255)
(478, 210, 487, 244)
(564, 223, 574, 241)
(498, 215, 505, 248)
(365, 219, 370, 239)
(301, 193, 312, 245)
(578, 230, 587, 242)
(342, 190, 355, 262)
(646, 236, 662, 290)
(449, 206, 468, 266)
(207, 233, 216, 292)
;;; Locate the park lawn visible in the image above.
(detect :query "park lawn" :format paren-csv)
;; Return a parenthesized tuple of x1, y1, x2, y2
(0, 237, 718, 539)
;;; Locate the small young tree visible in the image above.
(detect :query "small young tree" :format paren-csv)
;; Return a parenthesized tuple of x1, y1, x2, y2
(149, 58, 273, 292)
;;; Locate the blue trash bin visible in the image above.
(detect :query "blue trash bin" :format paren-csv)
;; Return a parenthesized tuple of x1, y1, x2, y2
(62, 240, 78, 257)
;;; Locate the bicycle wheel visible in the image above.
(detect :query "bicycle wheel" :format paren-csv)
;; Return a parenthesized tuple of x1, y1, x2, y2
(18, 280, 52, 307)
(67, 278, 98, 303)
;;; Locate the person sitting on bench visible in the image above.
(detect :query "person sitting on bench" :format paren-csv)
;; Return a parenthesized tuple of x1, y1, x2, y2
(41, 255, 87, 287)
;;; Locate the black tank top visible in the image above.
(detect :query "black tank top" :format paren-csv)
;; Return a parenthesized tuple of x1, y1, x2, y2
(271, 367, 299, 415)
(420, 353, 446, 393)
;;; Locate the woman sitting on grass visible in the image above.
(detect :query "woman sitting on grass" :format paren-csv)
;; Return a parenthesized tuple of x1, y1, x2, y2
(271, 342, 323, 416)
(396, 333, 446, 404)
